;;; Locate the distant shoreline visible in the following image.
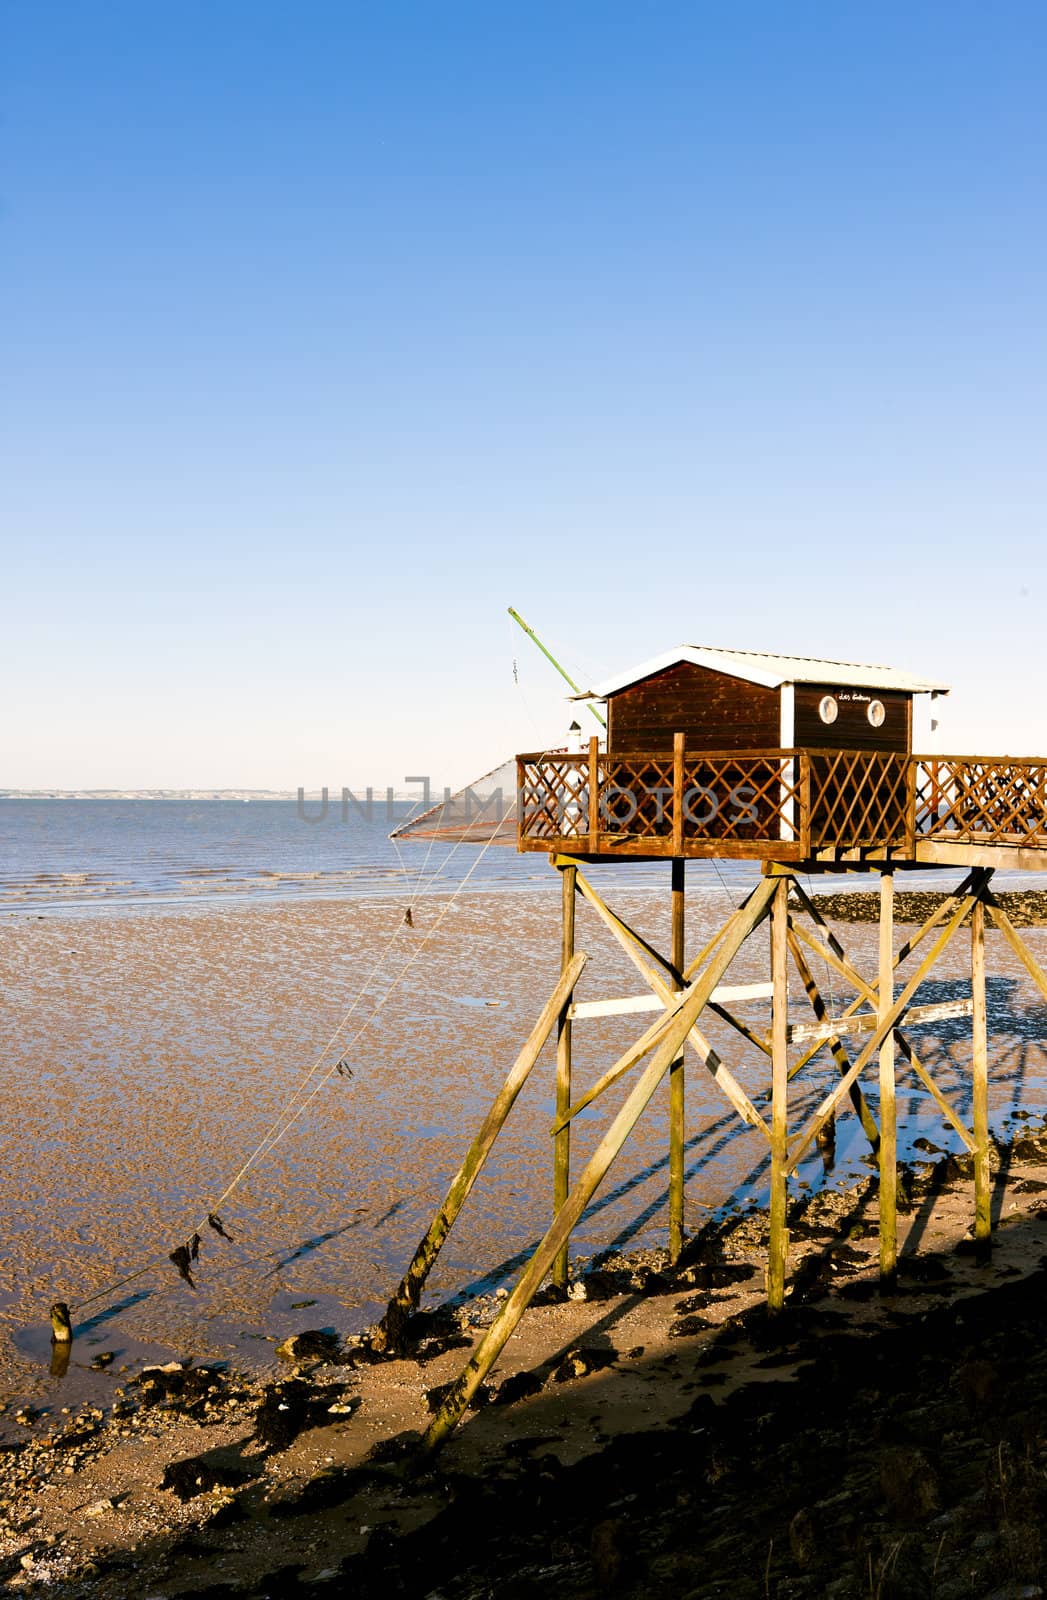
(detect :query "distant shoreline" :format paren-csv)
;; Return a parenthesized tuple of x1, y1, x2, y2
(0, 790, 414, 801)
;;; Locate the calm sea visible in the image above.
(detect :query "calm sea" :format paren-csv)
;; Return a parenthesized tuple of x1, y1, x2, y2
(3, 798, 1041, 917)
(0, 797, 763, 914)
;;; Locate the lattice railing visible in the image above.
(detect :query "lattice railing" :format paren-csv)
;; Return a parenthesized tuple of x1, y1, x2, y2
(807, 750, 910, 849)
(914, 758, 1047, 847)
(518, 748, 1047, 857)
(517, 752, 606, 844)
(517, 750, 805, 850)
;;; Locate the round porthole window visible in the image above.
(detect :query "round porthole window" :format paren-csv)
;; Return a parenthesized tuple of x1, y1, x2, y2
(867, 700, 886, 728)
(818, 695, 839, 725)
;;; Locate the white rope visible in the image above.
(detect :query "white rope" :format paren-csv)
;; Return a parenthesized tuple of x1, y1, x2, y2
(207, 831, 504, 1214)
(203, 807, 503, 1219)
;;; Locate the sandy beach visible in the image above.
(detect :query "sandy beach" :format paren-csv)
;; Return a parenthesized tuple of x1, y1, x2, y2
(3, 883, 1045, 1402)
(2, 884, 1047, 1594)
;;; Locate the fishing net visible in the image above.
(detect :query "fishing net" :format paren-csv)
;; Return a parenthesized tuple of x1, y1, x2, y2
(389, 755, 521, 845)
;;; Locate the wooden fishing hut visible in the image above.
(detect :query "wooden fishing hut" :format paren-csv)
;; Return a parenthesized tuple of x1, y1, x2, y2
(382, 645, 1047, 1450)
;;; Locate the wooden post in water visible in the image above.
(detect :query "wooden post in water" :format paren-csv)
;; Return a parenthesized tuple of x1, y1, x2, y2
(768, 874, 790, 1313)
(971, 893, 991, 1250)
(49, 1301, 72, 1344)
(668, 849, 686, 1262)
(878, 869, 897, 1286)
(553, 863, 577, 1289)
(667, 732, 686, 1262)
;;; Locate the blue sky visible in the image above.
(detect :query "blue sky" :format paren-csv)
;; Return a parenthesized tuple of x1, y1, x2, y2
(3, 2, 1045, 787)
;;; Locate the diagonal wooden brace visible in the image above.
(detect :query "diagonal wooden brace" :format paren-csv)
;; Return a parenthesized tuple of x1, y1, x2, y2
(786, 869, 989, 1082)
(985, 894, 1047, 1005)
(573, 867, 769, 1137)
(786, 893, 975, 1173)
(786, 924, 880, 1150)
(894, 1029, 976, 1152)
(555, 856, 680, 979)
(373, 951, 588, 1353)
(550, 990, 690, 1133)
(789, 919, 878, 1008)
(422, 875, 779, 1452)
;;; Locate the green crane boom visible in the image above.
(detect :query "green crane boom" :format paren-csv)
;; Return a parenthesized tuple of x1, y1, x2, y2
(507, 607, 606, 729)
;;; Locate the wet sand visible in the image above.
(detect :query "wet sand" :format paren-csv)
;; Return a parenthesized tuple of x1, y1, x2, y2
(1, 885, 1046, 1417)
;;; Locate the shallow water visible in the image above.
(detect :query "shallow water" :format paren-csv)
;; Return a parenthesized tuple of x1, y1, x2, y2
(0, 797, 681, 912)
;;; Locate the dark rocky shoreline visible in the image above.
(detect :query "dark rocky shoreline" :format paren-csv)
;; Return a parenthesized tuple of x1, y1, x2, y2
(354, 1255, 1047, 1600)
(7, 1132, 1047, 1599)
(796, 888, 1047, 928)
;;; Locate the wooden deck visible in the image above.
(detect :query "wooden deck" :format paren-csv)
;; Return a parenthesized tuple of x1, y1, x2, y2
(517, 745, 1047, 868)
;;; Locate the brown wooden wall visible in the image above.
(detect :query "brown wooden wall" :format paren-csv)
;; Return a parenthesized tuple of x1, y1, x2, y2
(793, 685, 911, 753)
(607, 662, 780, 752)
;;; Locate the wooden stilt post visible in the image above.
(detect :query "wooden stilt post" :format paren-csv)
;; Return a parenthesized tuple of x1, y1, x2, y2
(972, 893, 991, 1251)
(373, 951, 588, 1351)
(668, 782, 686, 1263)
(878, 869, 897, 1287)
(423, 876, 777, 1451)
(587, 736, 600, 854)
(553, 863, 577, 1289)
(768, 874, 790, 1313)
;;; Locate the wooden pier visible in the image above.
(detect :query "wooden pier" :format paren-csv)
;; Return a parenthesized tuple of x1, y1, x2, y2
(518, 742, 1047, 869)
(382, 647, 1047, 1449)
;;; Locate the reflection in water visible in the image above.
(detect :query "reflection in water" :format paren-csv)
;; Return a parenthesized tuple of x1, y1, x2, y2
(49, 1341, 70, 1379)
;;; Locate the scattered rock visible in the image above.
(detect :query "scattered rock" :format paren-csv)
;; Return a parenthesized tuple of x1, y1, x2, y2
(1013, 1135, 1047, 1164)
(956, 1358, 1001, 1417)
(567, 1271, 619, 1302)
(253, 1379, 353, 1453)
(367, 1432, 420, 1465)
(553, 1346, 618, 1382)
(590, 1517, 625, 1586)
(275, 1329, 345, 1365)
(491, 1370, 545, 1406)
(160, 1450, 258, 1502)
(879, 1445, 941, 1523)
(203, 1492, 246, 1530)
(132, 1363, 225, 1416)
(789, 1506, 818, 1567)
(669, 1313, 716, 1339)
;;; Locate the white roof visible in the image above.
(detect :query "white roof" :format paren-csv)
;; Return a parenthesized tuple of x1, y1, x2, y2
(577, 646, 950, 699)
